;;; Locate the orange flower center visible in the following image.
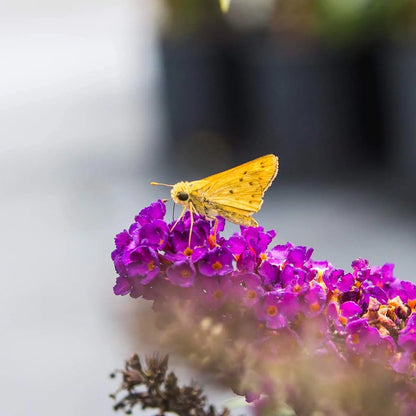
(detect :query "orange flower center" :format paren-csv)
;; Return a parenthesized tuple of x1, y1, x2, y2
(293, 283, 302, 293)
(309, 302, 320, 312)
(181, 269, 191, 278)
(147, 261, 155, 271)
(339, 316, 348, 326)
(183, 247, 193, 256)
(212, 261, 223, 271)
(247, 290, 257, 300)
(213, 289, 224, 300)
(267, 305, 278, 317)
(351, 333, 360, 344)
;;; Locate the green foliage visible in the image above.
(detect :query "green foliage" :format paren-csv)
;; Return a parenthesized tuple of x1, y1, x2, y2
(315, 0, 416, 45)
(163, 0, 225, 35)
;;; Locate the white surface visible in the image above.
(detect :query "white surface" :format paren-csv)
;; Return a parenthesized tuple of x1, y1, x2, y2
(1, 2, 164, 416)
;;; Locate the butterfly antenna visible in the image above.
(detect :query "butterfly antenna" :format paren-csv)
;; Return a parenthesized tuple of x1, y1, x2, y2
(151, 182, 174, 187)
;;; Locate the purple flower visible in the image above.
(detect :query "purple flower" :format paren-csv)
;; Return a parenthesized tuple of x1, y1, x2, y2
(398, 314, 416, 353)
(138, 220, 169, 250)
(287, 245, 313, 267)
(267, 242, 294, 266)
(308, 259, 331, 272)
(127, 246, 160, 284)
(231, 272, 264, 307)
(327, 300, 362, 332)
(351, 257, 369, 272)
(258, 260, 280, 288)
(323, 269, 354, 293)
(227, 235, 247, 256)
(135, 200, 166, 225)
(111, 200, 416, 392)
(302, 284, 326, 318)
(345, 318, 380, 355)
(168, 217, 211, 252)
(236, 249, 257, 272)
(389, 280, 416, 304)
(359, 284, 388, 310)
(256, 292, 298, 329)
(129, 276, 169, 300)
(113, 276, 131, 296)
(340, 301, 362, 320)
(195, 276, 232, 309)
(167, 260, 196, 288)
(280, 264, 308, 293)
(114, 230, 132, 251)
(198, 246, 234, 277)
(240, 226, 276, 255)
(256, 293, 287, 329)
(390, 351, 414, 376)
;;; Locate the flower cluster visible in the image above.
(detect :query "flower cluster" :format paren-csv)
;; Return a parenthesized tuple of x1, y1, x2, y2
(112, 200, 416, 413)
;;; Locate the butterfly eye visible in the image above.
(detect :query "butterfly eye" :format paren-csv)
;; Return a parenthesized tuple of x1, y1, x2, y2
(177, 192, 189, 201)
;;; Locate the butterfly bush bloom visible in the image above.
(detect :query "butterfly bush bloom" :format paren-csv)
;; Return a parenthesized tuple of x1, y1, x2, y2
(112, 200, 416, 415)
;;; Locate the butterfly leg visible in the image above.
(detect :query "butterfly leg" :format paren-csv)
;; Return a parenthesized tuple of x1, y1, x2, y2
(170, 205, 187, 232)
(188, 202, 195, 248)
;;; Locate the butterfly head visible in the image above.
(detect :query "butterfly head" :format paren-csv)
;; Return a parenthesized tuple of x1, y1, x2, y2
(171, 181, 191, 206)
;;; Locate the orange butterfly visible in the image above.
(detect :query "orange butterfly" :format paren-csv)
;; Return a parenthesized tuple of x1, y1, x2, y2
(152, 154, 278, 245)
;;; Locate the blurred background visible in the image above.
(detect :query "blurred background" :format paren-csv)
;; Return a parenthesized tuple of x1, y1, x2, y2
(1, 0, 416, 415)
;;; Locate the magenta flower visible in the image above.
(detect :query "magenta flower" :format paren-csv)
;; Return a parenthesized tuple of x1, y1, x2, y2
(113, 276, 131, 296)
(167, 259, 196, 288)
(111, 200, 416, 410)
(323, 269, 354, 293)
(345, 318, 381, 355)
(135, 200, 166, 225)
(198, 246, 234, 277)
(137, 220, 169, 250)
(302, 284, 326, 318)
(231, 272, 264, 307)
(127, 246, 160, 284)
(195, 275, 232, 309)
(398, 315, 416, 353)
(340, 301, 362, 320)
(257, 260, 280, 288)
(256, 293, 288, 329)
(256, 292, 298, 330)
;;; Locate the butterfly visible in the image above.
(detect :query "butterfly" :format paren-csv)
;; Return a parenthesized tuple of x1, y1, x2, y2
(151, 154, 278, 245)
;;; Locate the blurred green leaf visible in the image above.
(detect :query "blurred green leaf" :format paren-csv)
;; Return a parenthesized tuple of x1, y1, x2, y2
(219, 0, 231, 13)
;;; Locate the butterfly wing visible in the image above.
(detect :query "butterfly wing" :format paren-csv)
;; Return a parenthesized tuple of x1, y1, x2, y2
(188, 154, 278, 225)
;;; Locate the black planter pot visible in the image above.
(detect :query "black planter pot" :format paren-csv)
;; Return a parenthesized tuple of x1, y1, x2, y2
(159, 31, 384, 180)
(377, 41, 416, 201)
(235, 35, 372, 179)
(160, 34, 235, 175)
